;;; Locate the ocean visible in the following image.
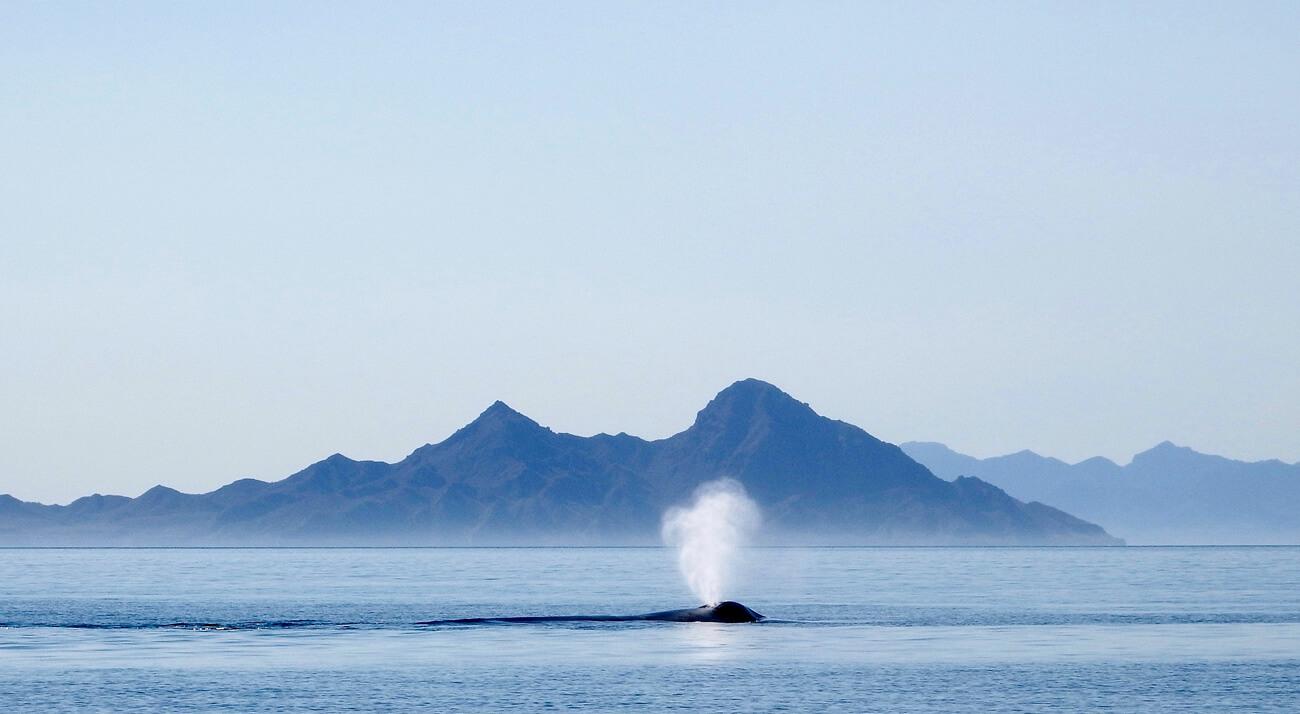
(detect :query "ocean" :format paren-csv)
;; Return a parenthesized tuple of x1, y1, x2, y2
(2, 546, 1298, 712)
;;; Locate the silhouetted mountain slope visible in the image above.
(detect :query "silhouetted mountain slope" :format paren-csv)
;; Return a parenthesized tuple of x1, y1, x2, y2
(901, 441, 1300, 544)
(1, 380, 1119, 545)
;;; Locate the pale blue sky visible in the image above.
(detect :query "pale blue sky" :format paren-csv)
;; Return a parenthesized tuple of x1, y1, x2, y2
(3, 2, 1298, 504)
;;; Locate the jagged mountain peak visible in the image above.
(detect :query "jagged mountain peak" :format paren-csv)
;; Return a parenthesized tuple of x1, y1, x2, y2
(466, 400, 544, 430)
(431, 399, 554, 456)
(692, 378, 818, 430)
(1130, 441, 1204, 467)
(140, 484, 183, 498)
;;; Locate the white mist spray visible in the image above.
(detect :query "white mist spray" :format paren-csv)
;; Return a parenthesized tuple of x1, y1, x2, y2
(661, 478, 761, 606)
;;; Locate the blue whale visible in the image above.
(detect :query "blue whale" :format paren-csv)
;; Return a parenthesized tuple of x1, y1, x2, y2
(417, 601, 764, 625)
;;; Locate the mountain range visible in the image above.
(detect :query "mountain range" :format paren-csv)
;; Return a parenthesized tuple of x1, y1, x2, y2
(901, 441, 1300, 544)
(0, 379, 1119, 546)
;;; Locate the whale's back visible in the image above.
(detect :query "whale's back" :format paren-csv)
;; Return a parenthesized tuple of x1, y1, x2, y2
(709, 601, 764, 623)
(641, 601, 764, 623)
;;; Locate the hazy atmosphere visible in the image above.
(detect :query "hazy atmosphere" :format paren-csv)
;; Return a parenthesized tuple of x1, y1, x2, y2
(3, 1, 1298, 505)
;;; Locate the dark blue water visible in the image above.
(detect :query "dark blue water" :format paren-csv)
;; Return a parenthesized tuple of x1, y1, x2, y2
(3, 547, 1298, 711)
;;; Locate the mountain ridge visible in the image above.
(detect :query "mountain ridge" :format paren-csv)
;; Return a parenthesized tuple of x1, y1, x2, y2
(901, 440, 1300, 544)
(1, 380, 1120, 546)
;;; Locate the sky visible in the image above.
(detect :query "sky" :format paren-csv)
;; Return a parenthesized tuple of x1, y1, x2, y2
(2, 2, 1298, 504)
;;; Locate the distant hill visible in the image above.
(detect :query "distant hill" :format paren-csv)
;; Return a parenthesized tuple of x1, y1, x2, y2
(901, 441, 1300, 544)
(0, 380, 1119, 545)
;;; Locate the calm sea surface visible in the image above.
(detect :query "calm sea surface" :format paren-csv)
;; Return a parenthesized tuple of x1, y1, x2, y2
(2, 546, 1298, 712)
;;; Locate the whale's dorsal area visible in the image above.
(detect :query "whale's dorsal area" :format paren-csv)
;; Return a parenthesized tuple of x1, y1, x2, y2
(416, 601, 765, 625)
(640, 601, 765, 623)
